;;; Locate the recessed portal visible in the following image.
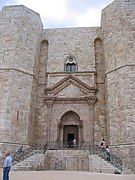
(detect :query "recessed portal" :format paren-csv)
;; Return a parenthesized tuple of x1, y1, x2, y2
(63, 125, 78, 146)
(59, 110, 83, 146)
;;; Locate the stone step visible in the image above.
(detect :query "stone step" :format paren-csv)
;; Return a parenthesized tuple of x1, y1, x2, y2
(12, 154, 45, 171)
(122, 166, 134, 174)
(89, 155, 121, 174)
(12, 150, 133, 174)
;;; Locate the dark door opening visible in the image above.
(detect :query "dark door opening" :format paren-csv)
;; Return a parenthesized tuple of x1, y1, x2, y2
(67, 133, 75, 148)
(63, 125, 78, 148)
(68, 133, 74, 142)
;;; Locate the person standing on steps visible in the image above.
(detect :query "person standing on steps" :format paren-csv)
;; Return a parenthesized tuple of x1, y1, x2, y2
(100, 139, 106, 150)
(73, 138, 76, 148)
(3, 151, 13, 180)
(100, 139, 106, 158)
(106, 145, 110, 161)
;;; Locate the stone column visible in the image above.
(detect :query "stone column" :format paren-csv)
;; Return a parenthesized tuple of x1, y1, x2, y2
(86, 96, 97, 144)
(44, 97, 56, 142)
(59, 125, 64, 144)
(78, 124, 83, 146)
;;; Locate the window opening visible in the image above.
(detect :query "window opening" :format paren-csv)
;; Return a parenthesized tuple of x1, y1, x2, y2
(65, 56, 77, 72)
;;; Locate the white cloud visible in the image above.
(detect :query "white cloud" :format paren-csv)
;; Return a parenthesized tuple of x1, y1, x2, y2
(19, 0, 67, 21)
(3, 0, 115, 28)
(72, 0, 114, 27)
(73, 7, 101, 27)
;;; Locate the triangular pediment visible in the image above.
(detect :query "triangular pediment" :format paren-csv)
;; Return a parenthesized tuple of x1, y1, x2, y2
(45, 75, 96, 97)
(56, 83, 86, 98)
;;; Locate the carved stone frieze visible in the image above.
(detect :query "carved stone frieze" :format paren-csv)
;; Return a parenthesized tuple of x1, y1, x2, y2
(44, 96, 97, 105)
(85, 96, 98, 106)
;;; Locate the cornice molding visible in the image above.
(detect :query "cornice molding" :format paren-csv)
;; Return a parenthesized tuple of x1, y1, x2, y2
(46, 71, 96, 75)
(44, 96, 56, 108)
(44, 96, 97, 105)
(85, 96, 98, 105)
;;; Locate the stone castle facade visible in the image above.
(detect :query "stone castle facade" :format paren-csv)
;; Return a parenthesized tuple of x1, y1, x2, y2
(0, 0, 135, 171)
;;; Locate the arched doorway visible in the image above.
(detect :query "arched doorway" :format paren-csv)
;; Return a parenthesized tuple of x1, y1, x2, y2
(59, 111, 83, 146)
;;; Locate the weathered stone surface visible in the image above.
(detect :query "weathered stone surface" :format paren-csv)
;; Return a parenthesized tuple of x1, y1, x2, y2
(101, 0, 135, 171)
(12, 150, 121, 173)
(0, 0, 135, 172)
(0, 5, 43, 148)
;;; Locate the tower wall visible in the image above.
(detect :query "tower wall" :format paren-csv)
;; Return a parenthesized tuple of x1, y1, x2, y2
(101, 0, 135, 171)
(0, 5, 43, 151)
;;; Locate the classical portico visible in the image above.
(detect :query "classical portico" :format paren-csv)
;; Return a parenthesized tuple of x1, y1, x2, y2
(44, 75, 97, 145)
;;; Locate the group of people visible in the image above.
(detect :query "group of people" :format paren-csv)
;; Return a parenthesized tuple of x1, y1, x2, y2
(100, 139, 110, 161)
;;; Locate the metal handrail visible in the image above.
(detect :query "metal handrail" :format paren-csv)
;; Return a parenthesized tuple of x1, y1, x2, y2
(13, 144, 47, 164)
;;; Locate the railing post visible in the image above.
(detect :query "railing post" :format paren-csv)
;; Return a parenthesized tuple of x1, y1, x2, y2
(121, 160, 123, 172)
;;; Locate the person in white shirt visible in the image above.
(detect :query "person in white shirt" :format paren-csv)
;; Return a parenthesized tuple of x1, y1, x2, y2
(3, 151, 13, 180)
(106, 145, 110, 161)
(73, 138, 76, 148)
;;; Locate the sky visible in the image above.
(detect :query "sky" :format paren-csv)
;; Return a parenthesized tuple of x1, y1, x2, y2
(0, 0, 114, 28)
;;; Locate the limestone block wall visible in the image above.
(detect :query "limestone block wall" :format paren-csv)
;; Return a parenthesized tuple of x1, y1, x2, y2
(42, 27, 101, 86)
(101, 0, 135, 170)
(35, 27, 103, 144)
(102, 0, 135, 72)
(0, 5, 43, 150)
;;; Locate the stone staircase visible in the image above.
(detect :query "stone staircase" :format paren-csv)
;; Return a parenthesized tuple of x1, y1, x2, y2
(12, 153, 45, 171)
(122, 165, 134, 174)
(12, 142, 134, 174)
(12, 150, 123, 174)
(89, 154, 120, 174)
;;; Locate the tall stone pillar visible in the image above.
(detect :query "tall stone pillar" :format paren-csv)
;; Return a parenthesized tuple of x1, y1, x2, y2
(33, 40, 48, 144)
(0, 5, 43, 152)
(94, 38, 107, 144)
(101, 0, 135, 171)
(59, 125, 64, 144)
(44, 97, 56, 142)
(78, 124, 83, 145)
(86, 96, 97, 144)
